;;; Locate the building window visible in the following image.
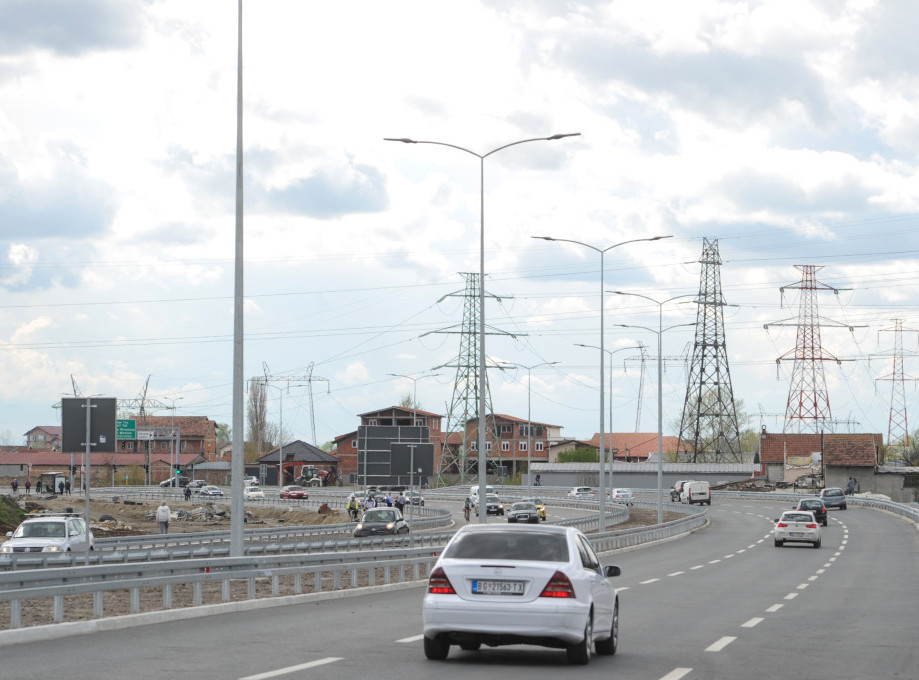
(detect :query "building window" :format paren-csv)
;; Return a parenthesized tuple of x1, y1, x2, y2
(499, 424, 512, 436)
(486, 441, 493, 451)
(904, 475, 919, 488)
(501, 441, 510, 452)
(181, 441, 187, 451)
(519, 441, 527, 452)
(535, 442, 544, 452)
(352, 440, 357, 449)
(414, 418, 424, 427)
(470, 441, 477, 451)
(369, 419, 377, 426)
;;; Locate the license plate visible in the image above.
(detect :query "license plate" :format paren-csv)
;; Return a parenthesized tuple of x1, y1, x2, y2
(789, 531, 803, 537)
(472, 579, 524, 595)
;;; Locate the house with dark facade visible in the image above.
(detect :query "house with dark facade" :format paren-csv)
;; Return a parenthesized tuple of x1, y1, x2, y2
(254, 440, 340, 486)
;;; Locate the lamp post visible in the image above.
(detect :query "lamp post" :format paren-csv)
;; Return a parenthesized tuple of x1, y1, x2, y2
(499, 361, 559, 487)
(387, 133, 580, 522)
(533, 235, 671, 530)
(575, 343, 642, 491)
(613, 290, 696, 524)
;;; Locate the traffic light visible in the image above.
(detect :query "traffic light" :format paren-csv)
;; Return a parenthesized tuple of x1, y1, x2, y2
(143, 464, 149, 473)
(113, 464, 118, 473)
(176, 469, 181, 476)
(70, 465, 76, 475)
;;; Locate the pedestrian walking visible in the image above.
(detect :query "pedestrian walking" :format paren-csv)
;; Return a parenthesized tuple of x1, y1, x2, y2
(58, 481, 64, 495)
(25, 480, 30, 494)
(65, 479, 71, 495)
(11, 479, 18, 494)
(183, 486, 191, 501)
(36, 480, 42, 494)
(156, 501, 171, 534)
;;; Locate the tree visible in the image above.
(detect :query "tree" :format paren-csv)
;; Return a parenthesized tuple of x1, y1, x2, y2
(400, 393, 415, 409)
(246, 378, 268, 459)
(558, 447, 599, 463)
(216, 423, 231, 446)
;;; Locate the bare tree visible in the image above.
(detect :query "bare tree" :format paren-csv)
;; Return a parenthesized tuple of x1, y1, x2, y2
(246, 378, 268, 458)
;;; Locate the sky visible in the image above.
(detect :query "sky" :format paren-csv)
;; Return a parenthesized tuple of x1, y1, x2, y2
(2, 0, 919, 452)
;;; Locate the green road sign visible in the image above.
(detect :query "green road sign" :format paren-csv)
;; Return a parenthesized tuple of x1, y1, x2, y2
(116, 419, 136, 440)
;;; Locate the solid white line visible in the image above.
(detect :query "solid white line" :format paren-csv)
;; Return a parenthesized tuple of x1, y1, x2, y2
(660, 668, 694, 680)
(705, 636, 736, 652)
(239, 657, 343, 680)
(397, 634, 424, 643)
(766, 604, 783, 612)
(742, 617, 764, 628)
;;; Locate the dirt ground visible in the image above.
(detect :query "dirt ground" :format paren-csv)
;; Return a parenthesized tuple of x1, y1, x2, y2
(0, 496, 679, 632)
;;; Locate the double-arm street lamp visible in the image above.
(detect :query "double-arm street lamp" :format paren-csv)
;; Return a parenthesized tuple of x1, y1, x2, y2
(532, 235, 672, 530)
(575, 343, 642, 493)
(387, 133, 580, 522)
(613, 291, 696, 524)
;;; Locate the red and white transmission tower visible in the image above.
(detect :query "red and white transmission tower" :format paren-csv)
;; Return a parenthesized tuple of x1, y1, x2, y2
(876, 319, 919, 453)
(765, 265, 859, 435)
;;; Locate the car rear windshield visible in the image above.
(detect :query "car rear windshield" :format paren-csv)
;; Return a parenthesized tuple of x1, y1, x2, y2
(824, 489, 843, 497)
(784, 513, 813, 523)
(444, 531, 569, 562)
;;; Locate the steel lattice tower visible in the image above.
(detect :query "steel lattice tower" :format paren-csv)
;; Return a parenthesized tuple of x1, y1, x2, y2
(677, 238, 742, 462)
(876, 319, 919, 454)
(766, 265, 855, 434)
(432, 273, 501, 485)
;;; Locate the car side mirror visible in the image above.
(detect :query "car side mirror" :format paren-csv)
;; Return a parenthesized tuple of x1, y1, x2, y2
(604, 565, 621, 578)
(5, 531, 11, 538)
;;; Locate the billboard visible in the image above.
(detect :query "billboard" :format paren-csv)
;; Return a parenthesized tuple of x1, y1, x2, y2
(61, 397, 117, 453)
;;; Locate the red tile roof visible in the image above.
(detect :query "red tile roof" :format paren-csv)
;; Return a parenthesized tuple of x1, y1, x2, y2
(759, 431, 879, 467)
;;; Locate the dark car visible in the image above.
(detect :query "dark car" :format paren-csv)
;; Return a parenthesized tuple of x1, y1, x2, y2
(818, 487, 847, 510)
(478, 494, 504, 516)
(159, 476, 190, 488)
(353, 508, 409, 537)
(280, 485, 309, 499)
(794, 498, 828, 526)
(507, 501, 540, 524)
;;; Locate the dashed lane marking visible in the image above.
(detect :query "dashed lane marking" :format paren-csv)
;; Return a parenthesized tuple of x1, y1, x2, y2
(239, 657, 343, 680)
(766, 604, 783, 613)
(397, 634, 424, 643)
(660, 668, 693, 680)
(742, 617, 764, 628)
(705, 636, 736, 652)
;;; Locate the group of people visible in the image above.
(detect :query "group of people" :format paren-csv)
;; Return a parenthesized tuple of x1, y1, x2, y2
(346, 491, 410, 521)
(9, 478, 72, 494)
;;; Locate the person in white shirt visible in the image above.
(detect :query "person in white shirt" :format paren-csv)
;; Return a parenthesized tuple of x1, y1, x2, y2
(156, 501, 171, 534)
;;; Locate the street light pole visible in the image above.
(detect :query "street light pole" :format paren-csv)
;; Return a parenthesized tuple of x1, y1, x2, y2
(387, 133, 580, 523)
(165, 397, 183, 481)
(499, 361, 560, 487)
(533, 235, 671, 530)
(613, 290, 696, 524)
(575, 344, 642, 491)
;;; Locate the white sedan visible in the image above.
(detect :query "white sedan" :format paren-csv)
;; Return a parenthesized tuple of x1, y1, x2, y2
(610, 488, 635, 505)
(774, 510, 821, 548)
(422, 524, 621, 665)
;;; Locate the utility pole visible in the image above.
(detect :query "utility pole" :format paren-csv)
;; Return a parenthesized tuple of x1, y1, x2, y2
(876, 319, 919, 457)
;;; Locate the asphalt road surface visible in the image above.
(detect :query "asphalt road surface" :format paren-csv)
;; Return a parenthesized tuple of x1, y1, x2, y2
(1, 498, 915, 680)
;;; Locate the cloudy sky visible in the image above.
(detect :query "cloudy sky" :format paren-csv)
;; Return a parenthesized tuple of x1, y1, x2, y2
(2, 0, 919, 452)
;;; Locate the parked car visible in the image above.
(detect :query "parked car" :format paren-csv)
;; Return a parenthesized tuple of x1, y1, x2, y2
(243, 485, 265, 499)
(507, 501, 541, 524)
(610, 488, 635, 506)
(199, 485, 224, 497)
(521, 497, 547, 521)
(280, 485, 308, 499)
(353, 508, 409, 537)
(818, 487, 847, 510)
(794, 498, 828, 526)
(1, 514, 94, 554)
(567, 487, 595, 498)
(186, 480, 208, 490)
(159, 476, 190, 488)
(422, 524, 621, 664)
(774, 510, 821, 548)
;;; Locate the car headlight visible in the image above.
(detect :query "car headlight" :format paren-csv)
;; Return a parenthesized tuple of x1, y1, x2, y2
(386, 522, 395, 530)
(0, 545, 12, 553)
(44, 545, 64, 552)
(355, 523, 363, 530)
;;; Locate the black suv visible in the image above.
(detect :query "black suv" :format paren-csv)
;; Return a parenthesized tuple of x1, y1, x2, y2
(794, 498, 828, 526)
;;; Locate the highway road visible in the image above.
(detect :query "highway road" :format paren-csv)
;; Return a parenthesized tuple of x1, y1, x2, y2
(2, 497, 916, 680)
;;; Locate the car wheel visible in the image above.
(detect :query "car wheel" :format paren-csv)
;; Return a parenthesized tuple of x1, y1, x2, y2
(423, 635, 449, 661)
(459, 642, 481, 651)
(814, 538, 821, 549)
(841, 504, 847, 510)
(822, 519, 828, 527)
(774, 539, 783, 547)
(567, 613, 593, 665)
(595, 599, 618, 655)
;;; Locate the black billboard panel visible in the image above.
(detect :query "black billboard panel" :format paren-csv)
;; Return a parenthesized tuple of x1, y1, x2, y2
(61, 397, 117, 453)
(391, 443, 434, 476)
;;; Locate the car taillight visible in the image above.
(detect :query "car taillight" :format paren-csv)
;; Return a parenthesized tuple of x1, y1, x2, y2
(539, 570, 576, 598)
(428, 567, 455, 595)
(806, 523, 818, 529)
(776, 522, 788, 528)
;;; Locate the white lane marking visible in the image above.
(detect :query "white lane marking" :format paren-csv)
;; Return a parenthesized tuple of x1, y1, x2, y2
(797, 583, 810, 590)
(816, 569, 826, 574)
(747, 544, 756, 549)
(784, 593, 798, 600)
(742, 617, 764, 628)
(239, 658, 343, 680)
(766, 604, 783, 612)
(641, 578, 660, 584)
(808, 575, 819, 581)
(618, 586, 631, 591)
(705, 636, 736, 652)
(724, 554, 735, 559)
(691, 565, 704, 570)
(397, 634, 424, 643)
(708, 559, 721, 564)
(660, 668, 694, 680)
(669, 571, 685, 576)
(737, 549, 747, 554)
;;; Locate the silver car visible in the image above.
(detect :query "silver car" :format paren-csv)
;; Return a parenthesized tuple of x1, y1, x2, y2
(773, 510, 821, 548)
(1, 514, 95, 554)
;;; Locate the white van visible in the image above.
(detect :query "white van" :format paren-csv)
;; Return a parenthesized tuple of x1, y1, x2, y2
(469, 484, 496, 505)
(680, 480, 711, 505)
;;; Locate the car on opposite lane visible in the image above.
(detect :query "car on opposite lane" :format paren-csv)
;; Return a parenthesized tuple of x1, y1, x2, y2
(353, 507, 409, 537)
(199, 485, 224, 497)
(818, 487, 848, 510)
(794, 497, 828, 526)
(279, 485, 309, 499)
(774, 510, 821, 548)
(243, 485, 265, 499)
(567, 487, 595, 498)
(609, 488, 635, 506)
(474, 494, 504, 516)
(520, 496, 547, 521)
(506, 501, 541, 524)
(1, 514, 95, 554)
(422, 523, 621, 665)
